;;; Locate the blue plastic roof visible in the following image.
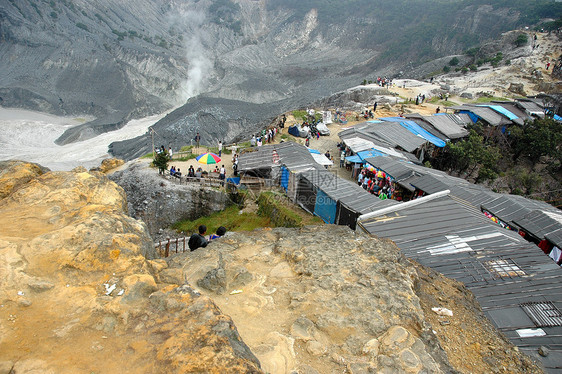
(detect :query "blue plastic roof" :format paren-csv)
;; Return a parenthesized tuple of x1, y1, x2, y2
(357, 149, 387, 160)
(379, 117, 446, 147)
(477, 105, 519, 121)
(554, 114, 562, 122)
(345, 155, 363, 163)
(307, 148, 321, 154)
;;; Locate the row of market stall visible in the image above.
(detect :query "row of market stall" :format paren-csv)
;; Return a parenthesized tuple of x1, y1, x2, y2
(237, 142, 397, 229)
(353, 154, 562, 371)
(340, 97, 549, 168)
(235, 97, 561, 370)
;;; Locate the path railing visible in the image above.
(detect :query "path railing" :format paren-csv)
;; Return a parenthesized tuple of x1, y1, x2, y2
(169, 150, 193, 160)
(155, 237, 190, 257)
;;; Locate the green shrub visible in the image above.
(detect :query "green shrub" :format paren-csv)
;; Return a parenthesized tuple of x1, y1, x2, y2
(257, 192, 302, 228)
(292, 110, 308, 121)
(469, 64, 477, 71)
(449, 57, 459, 66)
(515, 33, 528, 47)
(465, 47, 480, 57)
(443, 65, 450, 73)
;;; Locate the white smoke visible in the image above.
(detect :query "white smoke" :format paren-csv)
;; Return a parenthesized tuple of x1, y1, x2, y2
(176, 9, 212, 102)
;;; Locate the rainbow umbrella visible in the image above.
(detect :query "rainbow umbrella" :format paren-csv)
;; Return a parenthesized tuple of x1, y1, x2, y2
(196, 152, 221, 165)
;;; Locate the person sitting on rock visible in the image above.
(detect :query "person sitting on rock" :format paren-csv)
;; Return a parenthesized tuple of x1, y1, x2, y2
(188, 225, 208, 251)
(209, 226, 227, 241)
(188, 165, 195, 178)
(170, 166, 176, 176)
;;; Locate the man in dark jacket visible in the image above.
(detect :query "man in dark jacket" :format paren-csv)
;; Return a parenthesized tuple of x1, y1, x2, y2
(188, 225, 208, 251)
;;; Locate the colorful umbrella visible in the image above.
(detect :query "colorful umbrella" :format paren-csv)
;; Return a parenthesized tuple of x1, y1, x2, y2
(196, 152, 221, 165)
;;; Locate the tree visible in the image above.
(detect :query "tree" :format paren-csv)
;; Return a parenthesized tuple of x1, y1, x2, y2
(153, 151, 169, 175)
(515, 33, 528, 47)
(439, 129, 500, 182)
(449, 57, 459, 66)
(510, 117, 562, 166)
(443, 65, 451, 73)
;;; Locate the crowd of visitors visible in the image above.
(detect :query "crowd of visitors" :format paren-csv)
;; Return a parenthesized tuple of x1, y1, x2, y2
(251, 127, 278, 147)
(357, 167, 394, 200)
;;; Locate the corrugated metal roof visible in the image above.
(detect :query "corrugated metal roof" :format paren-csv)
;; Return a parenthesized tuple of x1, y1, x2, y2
(364, 156, 418, 181)
(379, 117, 446, 147)
(419, 114, 469, 139)
(364, 122, 427, 152)
(513, 210, 562, 246)
(477, 104, 519, 121)
(358, 195, 562, 372)
(409, 174, 450, 194)
(490, 102, 530, 125)
(237, 144, 275, 171)
(238, 142, 321, 172)
(343, 137, 376, 153)
(545, 229, 562, 249)
(515, 99, 545, 117)
(338, 192, 398, 215)
(276, 142, 320, 172)
(299, 168, 363, 202)
(480, 194, 558, 227)
(406, 117, 450, 141)
(452, 106, 511, 126)
(360, 196, 526, 253)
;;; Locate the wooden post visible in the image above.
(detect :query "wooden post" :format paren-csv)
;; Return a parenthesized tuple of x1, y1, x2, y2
(175, 238, 179, 253)
(165, 241, 170, 258)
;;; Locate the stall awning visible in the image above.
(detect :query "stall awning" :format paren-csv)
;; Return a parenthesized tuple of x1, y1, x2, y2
(311, 153, 333, 166)
(346, 155, 363, 163)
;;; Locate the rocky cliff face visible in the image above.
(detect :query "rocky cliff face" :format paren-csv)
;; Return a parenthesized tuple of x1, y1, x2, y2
(109, 159, 233, 237)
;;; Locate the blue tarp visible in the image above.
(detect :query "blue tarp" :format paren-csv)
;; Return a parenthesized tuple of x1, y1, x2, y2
(554, 114, 562, 122)
(477, 105, 518, 121)
(380, 117, 446, 147)
(314, 189, 337, 224)
(226, 177, 240, 185)
(280, 166, 289, 191)
(399, 121, 446, 147)
(345, 155, 363, 163)
(288, 125, 301, 137)
(308, 148, 321, 154)
(357, 149, 387, 160)
(367, 120, 384, 123)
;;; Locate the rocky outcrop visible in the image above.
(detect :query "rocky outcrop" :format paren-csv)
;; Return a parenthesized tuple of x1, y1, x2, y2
(168, 226, 541, 374)
(0, 161, 261, 373)
(0, 160, 49, 199)
(109, 159, 233, 237)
